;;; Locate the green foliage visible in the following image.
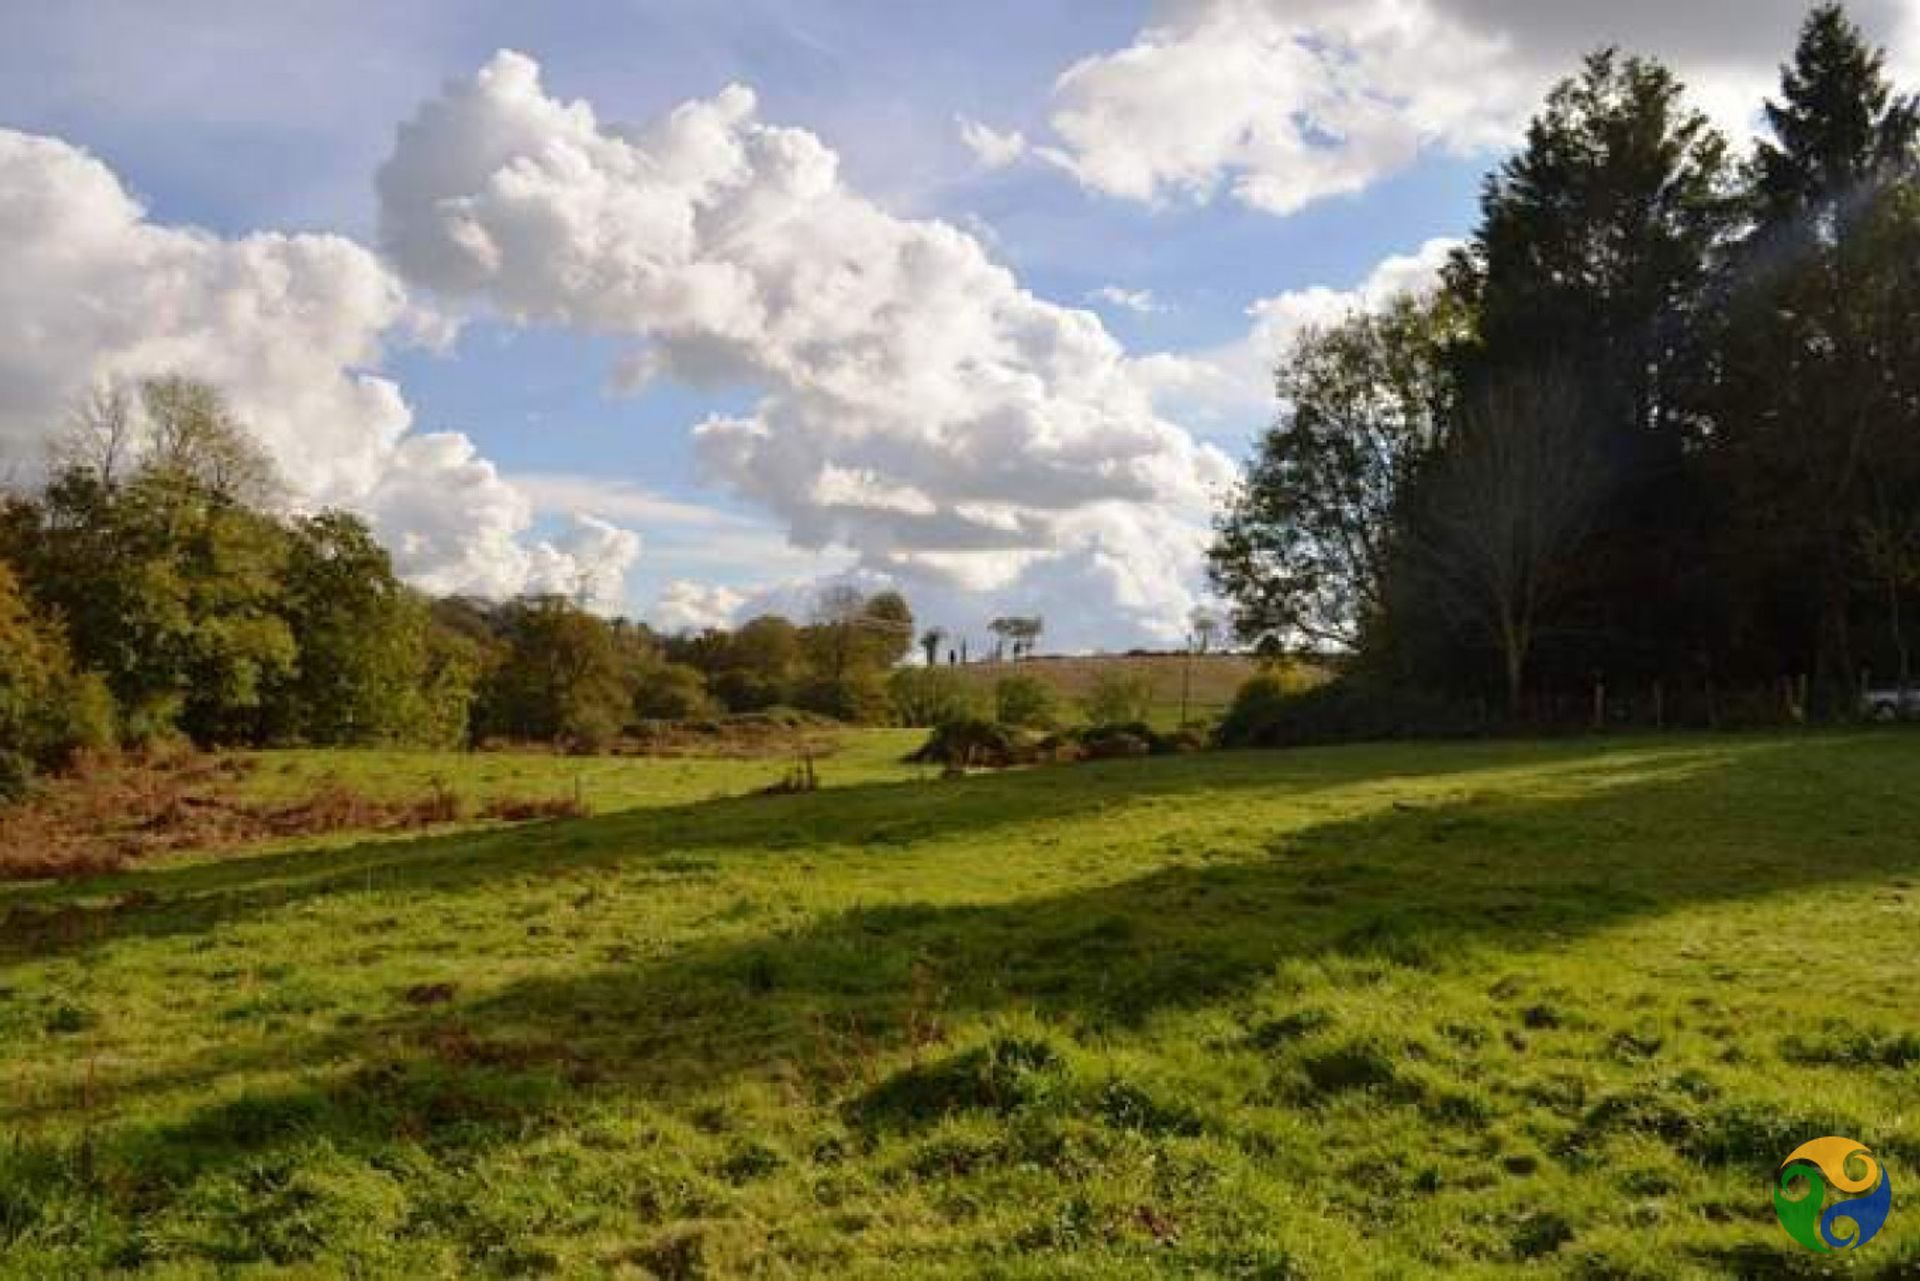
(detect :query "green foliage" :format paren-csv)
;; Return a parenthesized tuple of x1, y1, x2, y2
(270, 512, 451, 746)
(709, 616, 800, 711)
(1211, 16, 1920, 718)
(906, 716, 1035, 768)
(993, 673, 1058, 728)
(633, 662, 714, 721)
(0, 559, 117, 784)
(792, 669, 887, 724)
(1209, 292, 1461, 652)
(477, 597, 633, 751)
(1081, 670, 1155, 727)
(1217, 674, 1483, 748)
(886, 666, 979, 727)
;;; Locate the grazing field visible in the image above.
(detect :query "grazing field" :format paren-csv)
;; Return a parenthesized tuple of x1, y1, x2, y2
(4, 731, 1919, 1277)
(953, 653, 1271, 726)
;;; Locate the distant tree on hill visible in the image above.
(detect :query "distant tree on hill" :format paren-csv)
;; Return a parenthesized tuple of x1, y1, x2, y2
(919, 626, 947, 668)
(1188, 608, 1222, 655)
(988, 616, 1044, 660)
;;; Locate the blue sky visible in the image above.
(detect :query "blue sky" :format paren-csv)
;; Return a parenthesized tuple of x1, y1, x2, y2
(1, 1, 1908, 642)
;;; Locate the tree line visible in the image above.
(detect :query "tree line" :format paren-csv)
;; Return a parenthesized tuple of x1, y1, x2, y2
(0, 380, 938, 790)
(1211, 5, 1920, 723)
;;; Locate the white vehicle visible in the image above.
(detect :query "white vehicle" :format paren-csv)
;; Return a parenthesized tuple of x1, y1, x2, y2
(1862, 687, 1920, 720)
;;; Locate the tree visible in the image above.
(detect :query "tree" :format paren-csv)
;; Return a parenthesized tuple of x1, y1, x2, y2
(478, 597, 632, 750)
(633, 662, 713, 720)
(986, 616, 1043, 661)
(987, 617, 1016, 662)
(1398, 372, 1604, 711)
(1753, 3, 1918, 228)
(1444, 49, 1734, 686)
(270, 511, 462, 746)
(795, 586, 914, 721)
(50, 381, 139, 488)
(1209, 293, 1461, 652)
(862, 590, 916, 666)
(919, 626, 947, 668)
(1711, 6, 1920, 698)
(711, 614, 800, 711)
(1188, 608, 1222, 655)
(140, 376, 281, 507)
(0, 558, 114, 792)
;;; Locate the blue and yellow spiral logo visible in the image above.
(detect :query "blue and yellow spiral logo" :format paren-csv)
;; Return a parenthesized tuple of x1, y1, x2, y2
(1774, 1136, 1892, 1252)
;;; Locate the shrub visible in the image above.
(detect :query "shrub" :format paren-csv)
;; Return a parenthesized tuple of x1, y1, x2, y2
(908, 718, 1035, 769)
(1082, 671, 1156, 727)
(709, 668, 787, 713)
(1217, 675, 1484, 748)
(793, 672, 888, 724)
(1075, 721, 1201, 759)
(0, 750, 31, 803)
(887, 667, 980, 727)
(0, 560, 119, 782)
(995, 674, 1058, 727)
(1078, 727, 1151, 760)
(44, 671, 117, 760)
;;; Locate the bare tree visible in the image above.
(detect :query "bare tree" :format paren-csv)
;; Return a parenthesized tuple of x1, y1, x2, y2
(50, 380, 142, 486)
(1857, 488, 1920, 694)
(1404, 371, 1603, 712)
(1188, 608, 1222, 655)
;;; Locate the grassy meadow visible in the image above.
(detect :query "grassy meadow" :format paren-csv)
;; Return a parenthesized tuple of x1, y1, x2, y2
(952, 654, 1269, 727)
(4, 730, 1920, 1276)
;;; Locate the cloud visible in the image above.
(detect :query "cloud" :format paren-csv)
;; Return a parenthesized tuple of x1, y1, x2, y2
(377, 50, 1236, 646)
(1146, 237, 1460, 426)
(650, 580, 748, 633)
(957, 116, 1028, 169)
(1039, 0, 1918, 216)
(1089, 285, 1165, 314)
(0, 126, 639, 606)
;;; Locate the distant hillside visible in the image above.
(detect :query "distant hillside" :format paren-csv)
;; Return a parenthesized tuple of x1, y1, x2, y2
(948, 652, 1269, 725)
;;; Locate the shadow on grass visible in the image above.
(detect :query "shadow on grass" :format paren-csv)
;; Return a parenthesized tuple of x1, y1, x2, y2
(18, 731, 1919, 1205)
(0, 734, 1740, 963)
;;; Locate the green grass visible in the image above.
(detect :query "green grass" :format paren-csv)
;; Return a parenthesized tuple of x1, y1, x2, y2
(951, 653, 1270, 728)
(228, 732, 928, 813)
(4, 730, 1919, 1276)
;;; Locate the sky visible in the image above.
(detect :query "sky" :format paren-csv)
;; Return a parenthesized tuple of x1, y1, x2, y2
(2, 0, 1915, 649)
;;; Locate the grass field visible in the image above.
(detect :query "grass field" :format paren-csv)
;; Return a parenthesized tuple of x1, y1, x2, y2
(4, 730, 1919, 1276)
(952, 653, 1269, 726)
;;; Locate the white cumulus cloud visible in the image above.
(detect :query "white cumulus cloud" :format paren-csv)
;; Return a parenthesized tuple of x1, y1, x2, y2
(0, 126, 640, 607)
(376, 50, 1236, 646)
(1145, 237, 1460, 426)
(1039, 0, 1918, 216)
(651, 580, 748, 633)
